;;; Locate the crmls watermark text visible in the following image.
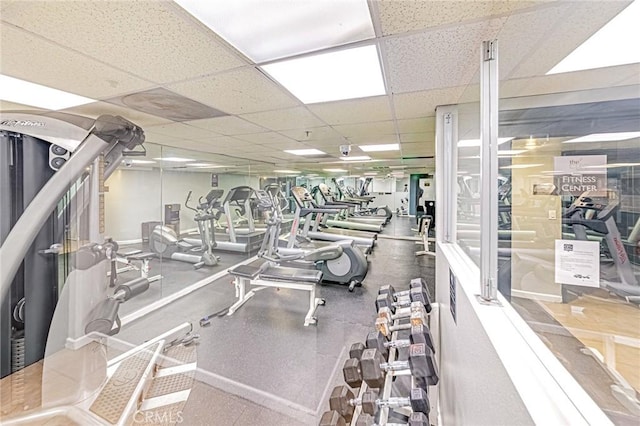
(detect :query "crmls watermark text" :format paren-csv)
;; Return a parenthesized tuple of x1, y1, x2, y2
(134, 410, 184, 424)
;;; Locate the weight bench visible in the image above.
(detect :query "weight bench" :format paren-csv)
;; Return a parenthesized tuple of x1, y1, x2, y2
(227, 264, 325, 326)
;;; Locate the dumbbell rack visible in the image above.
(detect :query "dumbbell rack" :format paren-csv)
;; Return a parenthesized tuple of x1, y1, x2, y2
(352, 310, 433, 425)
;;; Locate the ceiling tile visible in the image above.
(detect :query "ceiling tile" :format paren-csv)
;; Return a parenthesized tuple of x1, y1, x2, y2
(186, 116, 267, 135)
(308, 96, 393, 125)
(235, 132, 297, 145)
(61, 101, 172, 127)
(1, 2, 245, 84)
(146, 123, 220, 140)
(400, 133, 434, 144)
(383, 18, 505, 93)
(377, 0, 549, 36)
(506, 2, 629, 79)
(0, 100, 44, 112)
(0, 25, 152, 99)
(348, 136, 398, 146)
(393, 87, 466, 119)
(279, 126, 344, 141)
(402, 142, 435, 155)
(241, 107, 325, 131)
(397, 117, 436, 133)
(168, 68, 299, 114)
(334, 121, 396, 138)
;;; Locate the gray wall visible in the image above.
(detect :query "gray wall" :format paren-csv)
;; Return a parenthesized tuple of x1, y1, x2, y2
(104, 168, 259, 242)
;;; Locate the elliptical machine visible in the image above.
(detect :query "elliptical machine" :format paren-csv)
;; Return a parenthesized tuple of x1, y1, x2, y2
(255, 189, 368, 291)
(149, 191, 220, 269)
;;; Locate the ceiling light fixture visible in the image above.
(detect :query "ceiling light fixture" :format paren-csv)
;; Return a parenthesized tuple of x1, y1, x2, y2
(500, 164, 544, 170)
(284, 148, 326, 156)
(364, 172, 378, 176)
(457, 137, 514, 147)
(262, 45, 385, 104)
(562, 131, 640, 143)
(323, 168, 348, 173)
(0, 74, 95, 110)
(188, 163, 226, 168)
(497, 150, 527, 156)
(153, 157, 196, 162)
(359, 143, 400, 152)
(340, 156, 371, 161)
(273, 169, 300, 174)
(174, 0, 374, 63)
(547, 1, 640, 74)
(122, 159, 156, 165)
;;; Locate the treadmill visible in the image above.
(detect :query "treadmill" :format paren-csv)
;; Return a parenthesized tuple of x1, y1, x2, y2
(214, 186, 265, 252)
(288, 186, 376, 252)
(315, 183, 386, 230)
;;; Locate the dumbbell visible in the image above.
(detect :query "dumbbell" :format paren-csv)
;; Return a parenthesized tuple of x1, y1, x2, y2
(361, 343, 438, 388)
(379, 278, 432, 309)
(376, 283, 431, 315)
(319, 410, 346, 426)
(376, 303, 428, 337)
(365, 325, 435, 361)
(329, 385, 430, 421)
(355, 412, 429, 426)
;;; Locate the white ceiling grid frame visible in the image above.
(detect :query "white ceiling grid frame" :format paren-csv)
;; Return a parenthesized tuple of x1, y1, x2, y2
(279, 126, 345, 142)
(308, 96, 393, 125)
(240, 107, 326, 131)
(168, 68, 300, 114)
(333, 120, 397, 138)
(234, 132, 299, 146)
(383, 17, 506, 94)
(397, 117, 436, 134)
(0, 1, 247, 85)
(0, 25, 154, 100)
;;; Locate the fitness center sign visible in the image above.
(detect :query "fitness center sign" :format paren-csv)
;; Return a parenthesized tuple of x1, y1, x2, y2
(553, 155, 607, 196)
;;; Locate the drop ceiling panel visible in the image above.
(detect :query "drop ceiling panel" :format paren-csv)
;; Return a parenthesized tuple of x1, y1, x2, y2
(384, 18, 505, 93)
(279, 126, 344, 141)
(500, 65, 640, 99)
(377, 0, 549, 35)
(61, 101, 172, 127)
(240, 107, 325, 131)
(146, 123, 220, 140)
(397, 117, 436, 134)
(168, 68, 299, 115)
(507, 2, 630, 79)
(333, 121, 396, 138)
(0, 100, 43, 112)
(1, 1, 245, 84)
(402, 142, 435, 155)
(308, 96, 393, 125)
(393, 86, 466, 119)
(186, 116, 267, 135)
(235, 132, 297, 145)
(0, 25, 152, 99)
(400, 133, 434, 144)
(347, 136, 398, 146)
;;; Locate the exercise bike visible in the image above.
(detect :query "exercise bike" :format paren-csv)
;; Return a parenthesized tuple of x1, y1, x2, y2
(149, 191, 220, 269)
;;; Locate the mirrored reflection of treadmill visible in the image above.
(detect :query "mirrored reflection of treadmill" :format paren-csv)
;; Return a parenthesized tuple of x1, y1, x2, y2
(214, 186, 265, 253)
(315, 184, 386, 231)
(289, 186, 376, 253)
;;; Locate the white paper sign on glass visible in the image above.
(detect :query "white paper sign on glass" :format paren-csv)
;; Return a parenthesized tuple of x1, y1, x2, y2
(554, 239, 600, 287)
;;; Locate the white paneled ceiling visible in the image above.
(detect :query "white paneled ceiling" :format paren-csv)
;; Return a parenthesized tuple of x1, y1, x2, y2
(1, 0, 637, 176)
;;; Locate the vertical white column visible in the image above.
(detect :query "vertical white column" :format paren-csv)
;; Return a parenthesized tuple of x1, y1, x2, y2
(480, 40, 499, 301)
(435, 106, 458, 245)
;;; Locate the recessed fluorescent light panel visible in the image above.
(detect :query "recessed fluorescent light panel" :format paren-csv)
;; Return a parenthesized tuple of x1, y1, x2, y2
(458, 137, 514, 147)
(563, 131, 640, 143)
(188, 163, 225, 168)
(341, 156, 371, 161)
(262, 45, 386, 104)
(500, 164, 544, 170)
(175, 0, 374, 63)
(0, 74, 95, 110)
(359, 143, 400, 152)
(323, 168, 347, 173)
(548, 1, 640, 74)
(153, 157, 195, 162)
(273, 169, 300, 174)
(364, 172, 378, 176)
(284, 149, 326, 156)
(124, 159, 156, 165)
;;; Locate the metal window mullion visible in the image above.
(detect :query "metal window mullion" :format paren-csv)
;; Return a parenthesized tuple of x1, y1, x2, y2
(479, 40, 499, 301)
(443, 112, 455, 243)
